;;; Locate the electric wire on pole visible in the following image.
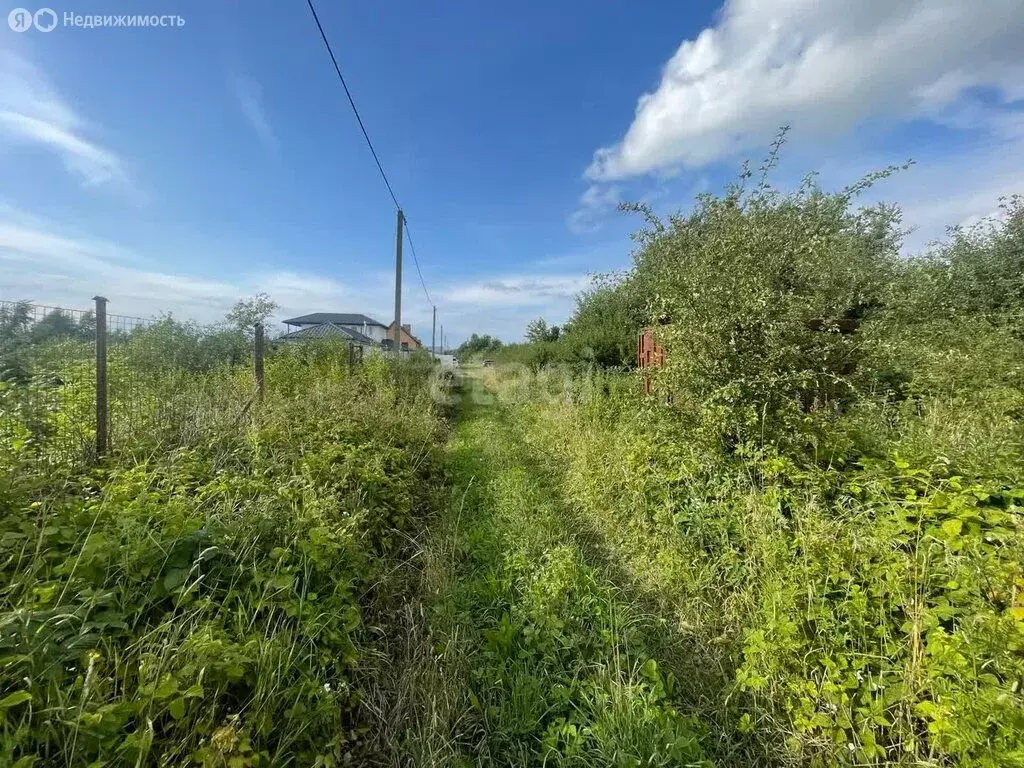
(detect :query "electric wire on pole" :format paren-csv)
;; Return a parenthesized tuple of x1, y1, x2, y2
(305, 0, 438, 352)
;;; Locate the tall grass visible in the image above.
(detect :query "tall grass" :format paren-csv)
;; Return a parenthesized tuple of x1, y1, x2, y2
(0, 349, 448, 767)
(374, 377, 709, 766)
(461, 160, 1024, 765)
(483, 363, 1024, 766)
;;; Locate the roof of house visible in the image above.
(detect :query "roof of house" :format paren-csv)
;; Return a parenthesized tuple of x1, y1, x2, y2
(387, 320, 424, 347)
(277, 322, 377, 344)
(283, 313, 386, 327)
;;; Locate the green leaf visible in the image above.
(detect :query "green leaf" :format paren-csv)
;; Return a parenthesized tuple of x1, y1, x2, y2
(168, 697, 186, 720)
(940, 519, 962, 537)
(163, 569, 188, 592)
(0, 691, 33, 709)
(640, 658, 659, 680)
(154, 676, 179, 700)
(270, 573, 294, 590)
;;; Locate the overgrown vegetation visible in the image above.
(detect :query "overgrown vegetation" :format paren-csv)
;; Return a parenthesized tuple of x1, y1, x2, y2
(456, 333, 504, 360)
(3, 145, 1022, 766)
(0, 325, 447, 766)
(477, 152, 1024, 765)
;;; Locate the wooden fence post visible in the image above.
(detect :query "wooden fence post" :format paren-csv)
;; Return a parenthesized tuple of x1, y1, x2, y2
(348, 342, 355, 375)
(93, 296, 108, 457)
(255, 323, 265, 404)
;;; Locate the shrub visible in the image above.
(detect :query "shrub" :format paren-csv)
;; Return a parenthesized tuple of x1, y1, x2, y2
(0, 351, 446, 766)
(631, 165, 905, 451)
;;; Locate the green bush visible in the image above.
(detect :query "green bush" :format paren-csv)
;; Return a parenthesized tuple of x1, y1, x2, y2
(486, 368, 1024, 766)
(0, 352, 446, 766)
(632, 170, 905, 451)
(117, 317, 250, 376)
(478, 158, 1024, 765)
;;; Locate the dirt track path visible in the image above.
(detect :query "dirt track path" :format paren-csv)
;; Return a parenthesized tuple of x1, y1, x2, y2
(382, 371, 709, 767)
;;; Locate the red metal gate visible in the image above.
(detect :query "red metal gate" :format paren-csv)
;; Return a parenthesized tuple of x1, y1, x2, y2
(637, 327, 664, 394)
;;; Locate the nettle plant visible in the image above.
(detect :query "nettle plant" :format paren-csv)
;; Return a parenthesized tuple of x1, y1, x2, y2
(632, 149, 906, 454)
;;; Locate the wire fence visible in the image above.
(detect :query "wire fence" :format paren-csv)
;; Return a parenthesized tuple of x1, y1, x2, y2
(104, 307, 257, 454)
(0, 301, 96, 465)
(0, 297, 371, 468)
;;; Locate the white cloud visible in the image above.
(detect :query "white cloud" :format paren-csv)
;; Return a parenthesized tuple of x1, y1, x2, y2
(233, 75, 277, 151)
(567, 184, 621, 234)
(869, 141, 1024, 252)
(442, 274, 590, 308)
(586, 0, 1024, 180)
(425, 273, 592, 343)
(0, 50, 133, 191)
(0, 209, 586, 343)
(0, 213, 349, 325)
(0, 209, 458, 343)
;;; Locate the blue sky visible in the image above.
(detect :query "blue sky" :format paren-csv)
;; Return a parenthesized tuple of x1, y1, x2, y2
(2, 0, 1023, 344)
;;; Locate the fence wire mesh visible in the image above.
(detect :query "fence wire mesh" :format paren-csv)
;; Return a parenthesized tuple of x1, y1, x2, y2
(0, 300, 97, 465)
(105, 311, 255, 453)
(2, 298, 372, 467)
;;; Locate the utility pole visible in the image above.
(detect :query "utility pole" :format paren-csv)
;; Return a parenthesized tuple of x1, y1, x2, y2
(254, 323, 265, 404)
(440, 324, 443, 355)
(393, 208, 404, 357)
(93, 295, 108, 457)
(431, 305, 437, 359)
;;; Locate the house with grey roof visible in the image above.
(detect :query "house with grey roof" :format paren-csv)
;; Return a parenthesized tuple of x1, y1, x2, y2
(280, 313, 389, 346)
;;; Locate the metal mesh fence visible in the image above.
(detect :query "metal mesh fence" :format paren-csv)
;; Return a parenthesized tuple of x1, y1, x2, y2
(105, 311, 256, 454)
(1, 298, 373, 467)
(0, 300, 97, 465)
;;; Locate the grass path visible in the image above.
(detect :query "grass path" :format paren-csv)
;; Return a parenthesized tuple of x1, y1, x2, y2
(382, 372, 710, 767)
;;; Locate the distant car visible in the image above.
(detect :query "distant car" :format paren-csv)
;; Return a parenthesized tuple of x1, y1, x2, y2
(483, 359, 493, 367)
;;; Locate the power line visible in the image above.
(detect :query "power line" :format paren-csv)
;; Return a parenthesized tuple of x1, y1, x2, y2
(304, 0, 399, 210)
(403, 222, 432, 306)
(304, 0, 435, 311)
